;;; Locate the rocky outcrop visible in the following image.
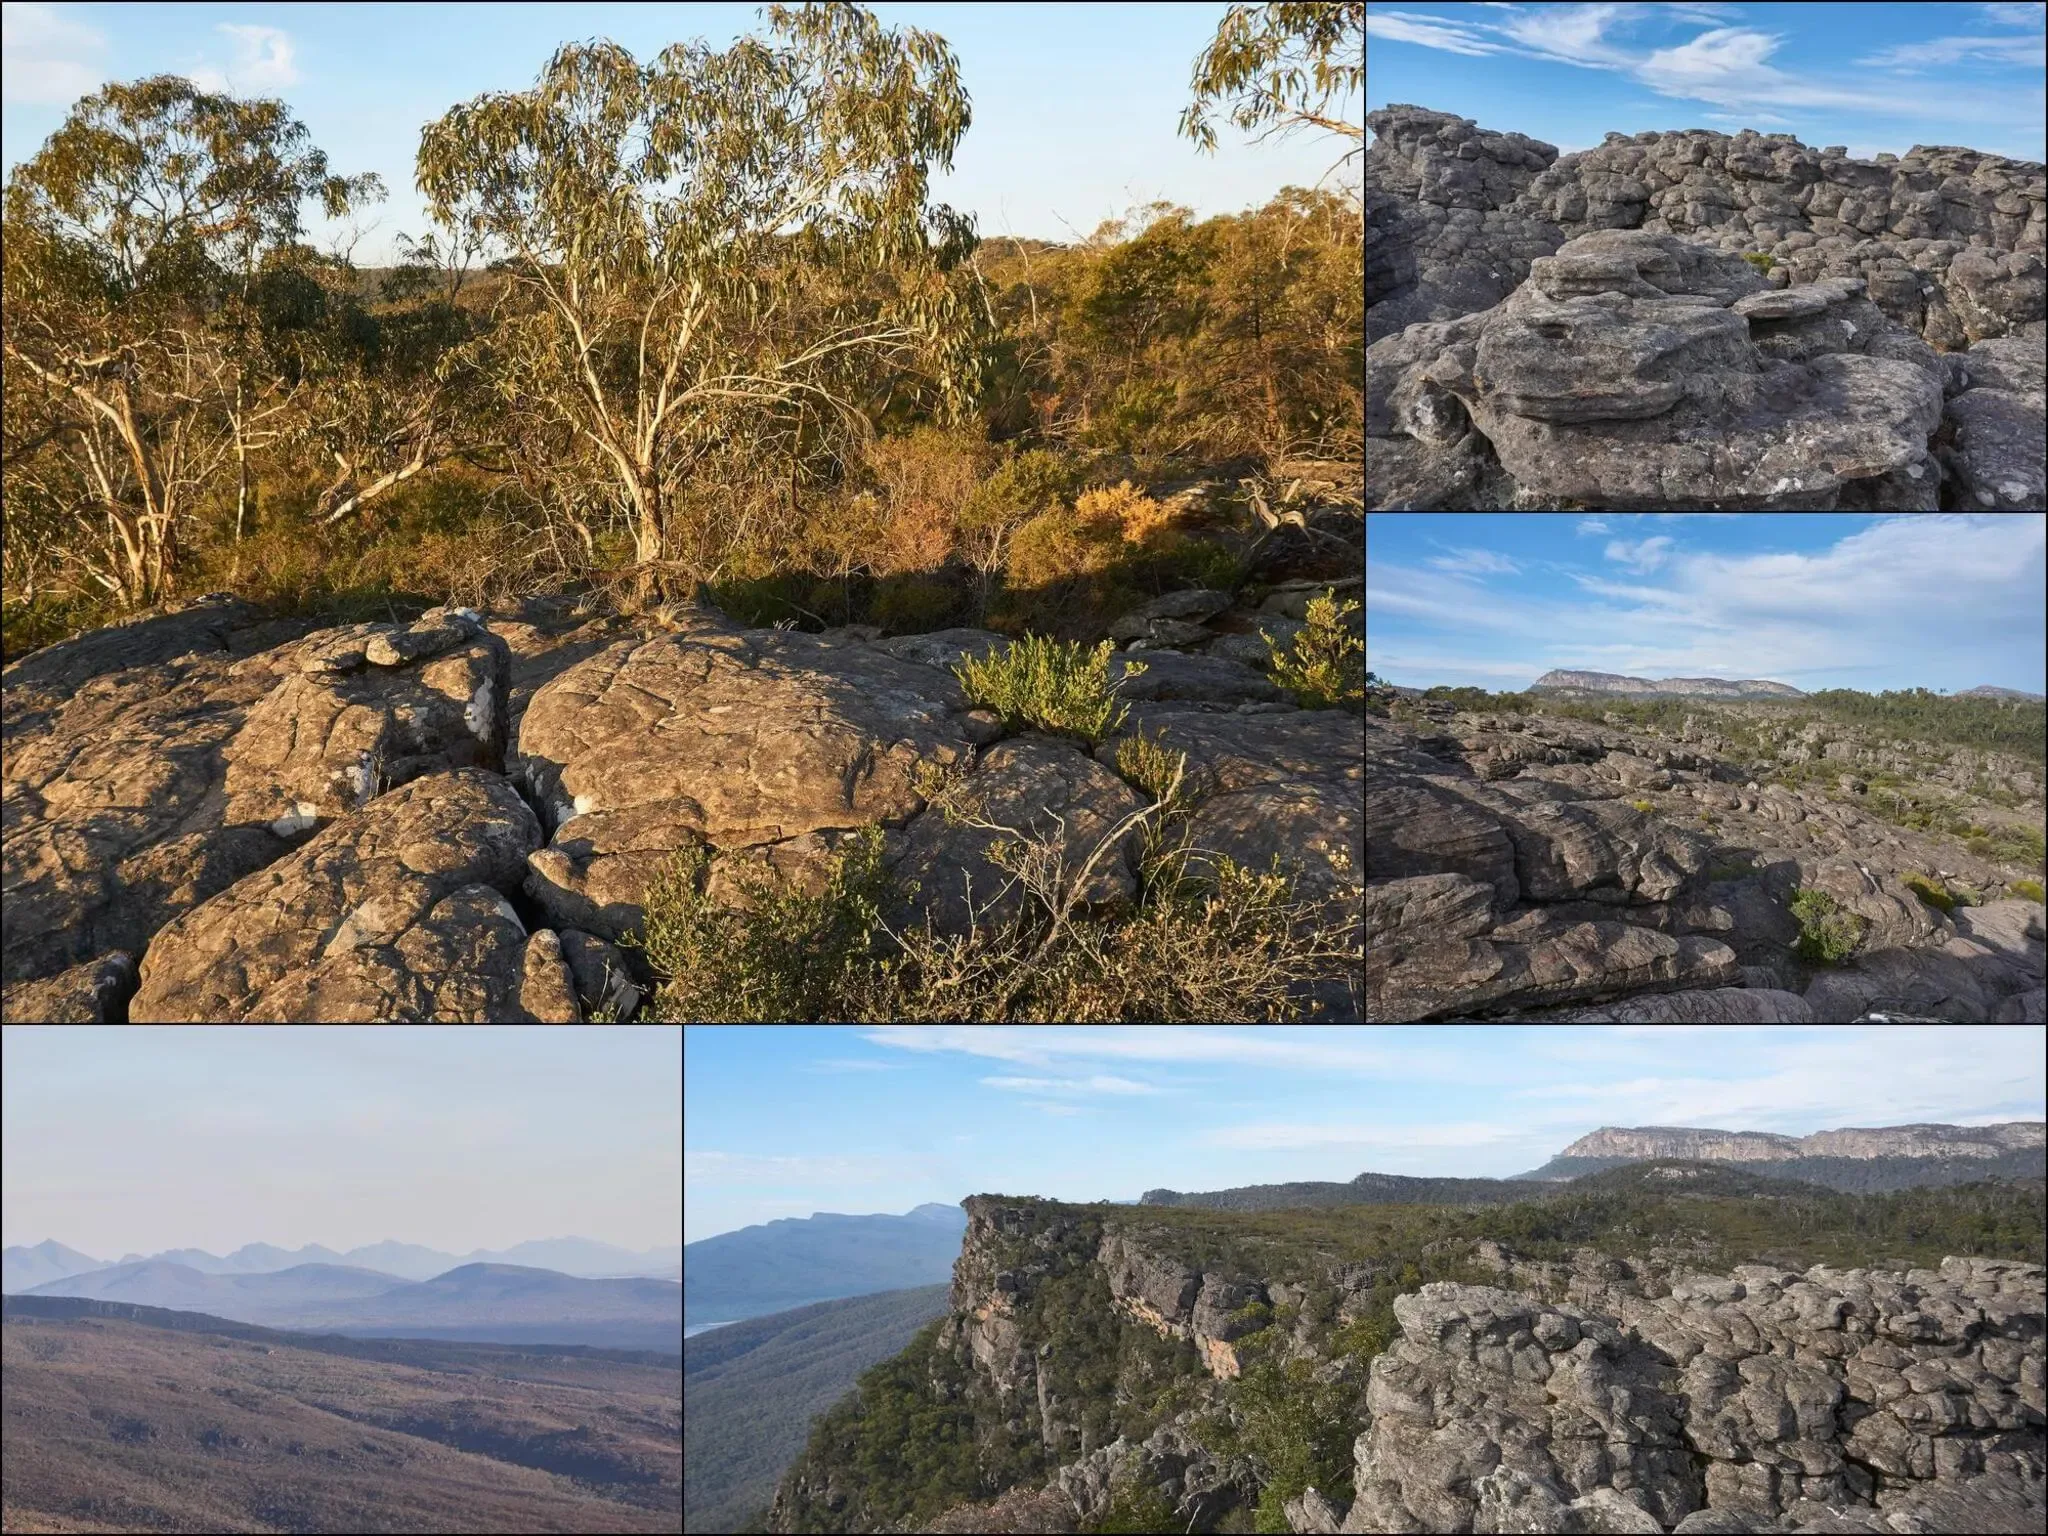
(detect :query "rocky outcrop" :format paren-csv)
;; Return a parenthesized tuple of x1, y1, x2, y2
(7, 594, 1362, 1020)
(1365, 704, 2048, 1021)
(1562, 1123, 2047, 1165)
(1332, 1257, 2046, 1535)
(1533, 673, 1806, 701)
(1366, 106, 2048, 509)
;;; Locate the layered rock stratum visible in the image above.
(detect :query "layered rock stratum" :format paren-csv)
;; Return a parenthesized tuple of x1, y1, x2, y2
(1533, 673, 1807, 700)
(1561, 1124, 2048, 1166)
(1366, 106, 2048, 510)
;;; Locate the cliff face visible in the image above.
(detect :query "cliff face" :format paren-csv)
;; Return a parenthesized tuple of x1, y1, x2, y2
(1337, 1250, 2046, 1535)
(1562, 1121, 2045, 1164)
(1530, 671, 1806, 699)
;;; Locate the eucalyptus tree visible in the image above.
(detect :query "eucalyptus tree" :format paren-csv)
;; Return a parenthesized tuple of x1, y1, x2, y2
(1, 76, 382, 607)
(414, 3, 984, 594)
(1179, 3, 1364, 160)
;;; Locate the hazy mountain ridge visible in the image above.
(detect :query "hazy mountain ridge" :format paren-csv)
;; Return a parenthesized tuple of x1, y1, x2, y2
(21, 1260, 681, 1355)
(1557, 1121, 2045, 1163)
(684, 1203, 968, 1327)
(1, 1234, 683, 1293)
(1139, 1169, 1556, 1211)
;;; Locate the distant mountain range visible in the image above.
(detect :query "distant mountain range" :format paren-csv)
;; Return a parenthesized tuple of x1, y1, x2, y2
(2, 1235, 681, 1294)
(21, 1259, 681, 1354)
(1531, 669, 1805, 699)
(1134, 1121, 2046, 1212)
(683, 1203, 967, 1327)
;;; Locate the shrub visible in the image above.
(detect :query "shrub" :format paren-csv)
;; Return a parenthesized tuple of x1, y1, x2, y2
(954, 636, 1145, 746)
(1629, 799, 1654, 814)
(1005, 501, 1126, 588)
(2011, 878, 2046, 903)
(870, 572, 961, 634)
(864, 425, 1001, 574)
(1087, 1475, 1179, 1535)
(1740, 251, 1776, 271)
(1901, 872, 1955, 913)
(1789, 887, 1866, 964)
(1075, 480, 1175, 546)
(628, 828, 895, 1022)
(1112, 728, 1190, 804)
(1266, 593, 1364, 711)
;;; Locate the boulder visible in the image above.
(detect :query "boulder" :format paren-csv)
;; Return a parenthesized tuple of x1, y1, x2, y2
(129, 770, 544, 1022)
(0, 951, 136, 1023)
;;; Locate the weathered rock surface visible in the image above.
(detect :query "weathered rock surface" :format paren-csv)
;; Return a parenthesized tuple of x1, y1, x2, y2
(129, 770, 545, 1022)
(1365, 704, 2047, 1021)
(1335, 1258, 2046, 1535)
(1367, 106, 2047, 509)
(0, 951, 136, 1024)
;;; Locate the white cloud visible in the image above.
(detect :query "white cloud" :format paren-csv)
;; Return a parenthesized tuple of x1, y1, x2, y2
(865, 1026, 1396, 1074)
(187, 23, 298, 94)
(980, 1074, 1162, 1096)
(1604, 535, 1676, 572)
(1026, 1101, 1086, 1117)
(1, 1, 105, 105)
(1427, 548, 1523, 576)
(1364, 13, 1506, 57)
(1575, 518, 1612, 535)
(1978, 2, 2046, 27)
(1857, 32, 2048, 70)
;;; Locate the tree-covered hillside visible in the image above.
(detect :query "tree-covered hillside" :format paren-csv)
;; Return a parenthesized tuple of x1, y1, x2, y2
(684, 1284, 951, 1534)
(1141, 1169, 1554, 1211)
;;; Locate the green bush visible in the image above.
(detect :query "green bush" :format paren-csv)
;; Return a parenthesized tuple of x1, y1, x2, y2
(2012, 878, 2046, 903)
(1629, 799, 1654, 813)
(954, 636, 1145, 745)
(1789, 887, 1866, 965)
(1112, 727, 1190, 803)
(870, 572, 961, 634)
(1266, 593, 1364, 711)
(1087, 1476, 1180, 1535)
(628, 828, 895, 1022)
(1901, 872, 1955, 913)
(1740, 251, 1776, 271)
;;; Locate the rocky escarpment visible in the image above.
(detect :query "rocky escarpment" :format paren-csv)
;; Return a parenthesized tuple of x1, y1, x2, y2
(1314, 1250, 2045, 1535)
(1563, 1124, 2047, 1166)
(1534, 673, 1806, 701)
(1366, 106, 2047, 510)
(3, 590, 1362, 1022)
(1364, 707, 2048, 1021)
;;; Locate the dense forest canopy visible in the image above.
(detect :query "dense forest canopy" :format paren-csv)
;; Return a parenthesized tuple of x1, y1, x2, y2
(2, 2, 1363, 657)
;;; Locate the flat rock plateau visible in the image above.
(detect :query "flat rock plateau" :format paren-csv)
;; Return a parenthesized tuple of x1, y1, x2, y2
(1366, 105, 2046, 509)
(1365, 688, 2047, 1021)
(0, 589, 1362, 1022)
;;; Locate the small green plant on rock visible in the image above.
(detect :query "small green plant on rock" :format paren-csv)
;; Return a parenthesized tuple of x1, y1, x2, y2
(1266, 592, 1363, 711)
(1740, 251, 1776, 272)
(1629, 799, 1654, 813)
(2010, 878, 2046, 903)
(954, 635, 1145, 745)
(1901, 872, 1955, 913)
(1789, 887, 1866, 964)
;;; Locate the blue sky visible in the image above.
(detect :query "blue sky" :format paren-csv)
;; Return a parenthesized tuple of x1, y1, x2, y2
(2, 2, 1360, 267)
(1, 1025, 681, 1257)
(1366, 2, 2048, 163)
(682, 1024, 2045, 1241)
(1366, 512, 2048, 694)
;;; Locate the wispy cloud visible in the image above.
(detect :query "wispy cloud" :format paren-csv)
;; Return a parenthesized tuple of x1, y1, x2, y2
(1604, 535, 1676, 573)
(1575, 517, 1612, 535)
(981, 1074, 1163, 1096)
(865, 1026, 1403, 1074)
(187, 23, 298, 93)
(1858, 31, 2047, 70)
(1026, 1101, 1087, 1117)
(1427, 547, 1523, 576)
(1, 2, 105, 104)
(1364, 11, 1507, 57)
